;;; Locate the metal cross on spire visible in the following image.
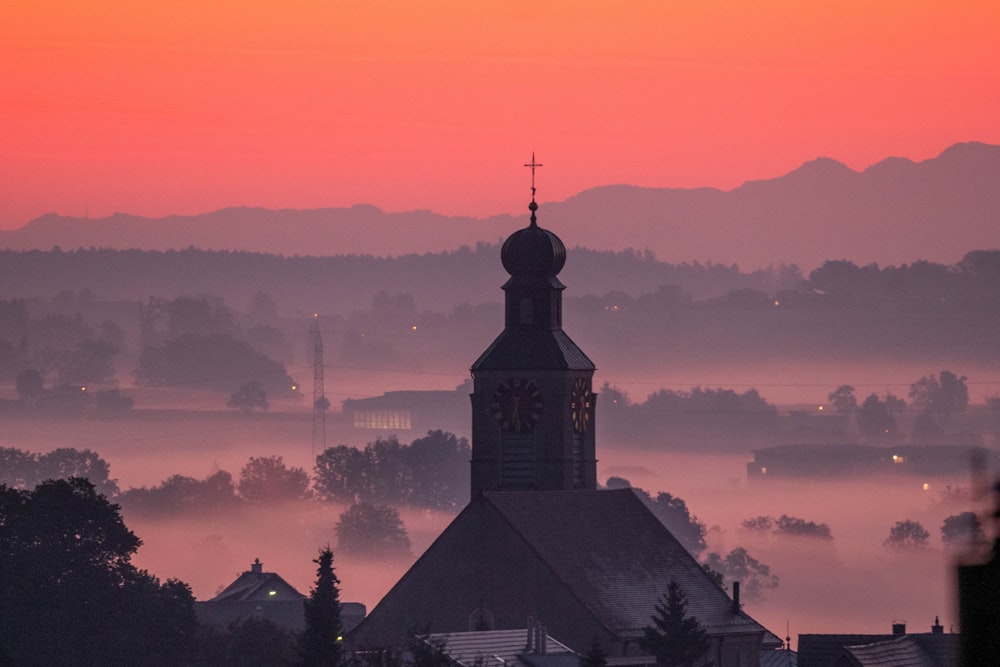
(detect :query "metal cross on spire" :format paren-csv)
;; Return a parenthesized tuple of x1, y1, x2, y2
(524, 152, 543, 201)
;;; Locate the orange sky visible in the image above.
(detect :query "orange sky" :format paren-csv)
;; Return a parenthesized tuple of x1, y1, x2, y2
(2, 1, 998, 229)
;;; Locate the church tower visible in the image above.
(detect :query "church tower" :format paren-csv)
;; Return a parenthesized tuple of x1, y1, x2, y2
(470, 165, 597, 496)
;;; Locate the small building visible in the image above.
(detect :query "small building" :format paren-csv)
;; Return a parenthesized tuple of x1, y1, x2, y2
(196, 559, 366, 633)
(423, 622, 578, 667)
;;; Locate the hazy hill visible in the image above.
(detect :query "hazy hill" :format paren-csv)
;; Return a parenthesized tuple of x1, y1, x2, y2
(2, 142, 998, 271)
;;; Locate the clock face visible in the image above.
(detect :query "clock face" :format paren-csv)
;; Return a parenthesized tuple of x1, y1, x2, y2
(570, 378, 592, 433)
(492, 378, 543, 433)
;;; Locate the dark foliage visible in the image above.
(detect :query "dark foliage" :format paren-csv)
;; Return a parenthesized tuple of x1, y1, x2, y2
(299, 547, 344, 667)
(941, 511, 987, 549)
(228, 379, 270, 412)
(0, 478, 197, 665)
(136, 332, 296, 395)
(238, 455, 311, 503)
(702, 547, 779, 601)
(604, 478, 707, 558)
(856, 393, 898, 437)
(119, 470, 240, 517)
(196, 616, 299, 666)
(884, 519, 930, 549)
(0, 446, 119, 497)
(313, 431, 469, 510)
(336, 502, 411, 557)
(639, 581, 711, 667)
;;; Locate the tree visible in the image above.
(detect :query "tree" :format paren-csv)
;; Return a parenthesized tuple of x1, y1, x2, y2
(299, 546, 344, 667)
(119, 470, 240, 517)
(701, 547, 779, 601)
(335, 502, 411, 557)
(407, 430, 471, 510)
(856, 393, 897, 437)
(884, 520, 930, 549)
(647, 492, 707, 557)
(910, 370, 969, 416)
(314, 445, 373, 503)
(910, 370, 969, 433)
(828, 385, 857, 414)
(55, 338, 117, 385)
(136, 332, 297, 395)
(0, 478, 197, 664)
(238, 455, 311, 503)
(775, 514, 833, 540)
(228, 379, 269, 412)
(35, 447, 120, 498)
(941, 512, 986, 549)
(198, 616, 299, 666)
(639, 580, 711, 667)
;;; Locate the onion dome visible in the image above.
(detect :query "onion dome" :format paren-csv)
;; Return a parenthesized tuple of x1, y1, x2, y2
(501, 201, 566, 277)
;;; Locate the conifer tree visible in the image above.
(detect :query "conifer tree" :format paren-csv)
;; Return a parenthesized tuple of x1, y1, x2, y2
(580, 636, 609, 667)
(299, 546, 344, 666)
(639, 580, 710, 667)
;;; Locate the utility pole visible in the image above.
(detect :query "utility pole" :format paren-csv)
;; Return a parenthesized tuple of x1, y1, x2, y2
(310, 314, 328, 457)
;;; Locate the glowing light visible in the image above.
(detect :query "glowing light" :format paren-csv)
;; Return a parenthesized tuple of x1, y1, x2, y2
(268, 590, 277, 597)
(761, 467, 767, 475)
(922, 483, 930, 491)
(892, 454, 905, 463)
(411, 325, 418, 331)
(818, 405, 824, 411)
(291, 385, 298, 391)
(80, 386, 87, 392)
(774, 300, 781, 306)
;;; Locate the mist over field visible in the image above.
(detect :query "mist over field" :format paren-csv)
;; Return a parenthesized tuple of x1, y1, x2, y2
(4, 395, 993, 651)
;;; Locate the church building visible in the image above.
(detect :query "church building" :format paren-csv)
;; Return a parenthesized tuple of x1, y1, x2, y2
(348, 178, 779, 666)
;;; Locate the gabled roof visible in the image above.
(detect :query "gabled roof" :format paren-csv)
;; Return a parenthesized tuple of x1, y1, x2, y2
(484, 489, 772, 641)
(209, 569, 304, 603)
(841, 635, 958, 667)
(799, 635, 896, 667)
(760, 649, 798, 667)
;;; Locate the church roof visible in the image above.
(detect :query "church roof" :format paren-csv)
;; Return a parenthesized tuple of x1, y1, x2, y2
(484, 489, 769, 640)
(471, 329, 595, 371)
(349, 489, 776, 651)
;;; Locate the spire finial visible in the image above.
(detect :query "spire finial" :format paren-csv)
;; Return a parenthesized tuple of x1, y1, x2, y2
(524, 152, 543, 227)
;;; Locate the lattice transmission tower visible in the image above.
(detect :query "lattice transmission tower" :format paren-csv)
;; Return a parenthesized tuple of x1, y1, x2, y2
(310, 315, 328, 457)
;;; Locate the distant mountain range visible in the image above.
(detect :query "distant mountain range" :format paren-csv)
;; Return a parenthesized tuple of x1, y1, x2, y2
(3, 142, 998, 270)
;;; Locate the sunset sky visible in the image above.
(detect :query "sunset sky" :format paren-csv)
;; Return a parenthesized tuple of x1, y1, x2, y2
(2, 1, 998, 229)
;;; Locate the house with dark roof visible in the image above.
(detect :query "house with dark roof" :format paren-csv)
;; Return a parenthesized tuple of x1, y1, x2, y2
(196, 559, 366, 633)
(799, 619, 957, 667)
(347, 187, 779, 667)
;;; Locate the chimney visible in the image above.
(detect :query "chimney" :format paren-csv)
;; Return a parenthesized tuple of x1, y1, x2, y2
(732, 581, 741, 613)
(931, 616, 943, 634)
(892, 622, 906, 635)
(251, 558, 263, 575)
